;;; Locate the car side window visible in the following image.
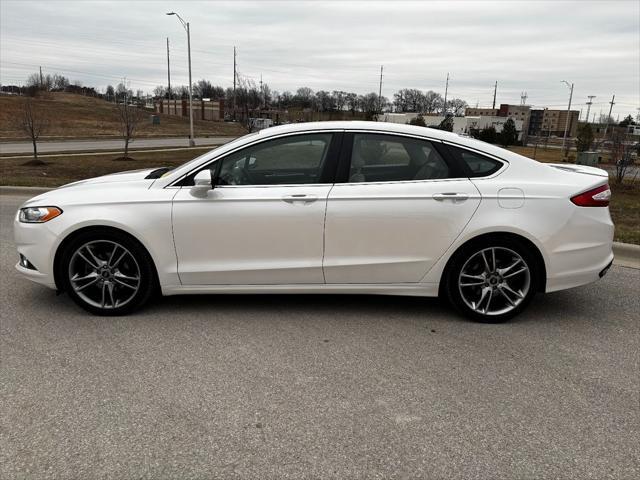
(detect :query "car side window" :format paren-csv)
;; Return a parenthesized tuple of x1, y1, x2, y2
(216, 133, 333, 186)
(447, 145, 502, 177)
(348, 134, 451, 183)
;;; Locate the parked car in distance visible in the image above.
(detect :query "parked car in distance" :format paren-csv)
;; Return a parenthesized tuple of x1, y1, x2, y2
(14, 121, 614, 322)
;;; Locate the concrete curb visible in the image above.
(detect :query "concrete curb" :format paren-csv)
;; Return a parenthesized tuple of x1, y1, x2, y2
(1, 186, 639, 269)
(612, 242, 640, 269)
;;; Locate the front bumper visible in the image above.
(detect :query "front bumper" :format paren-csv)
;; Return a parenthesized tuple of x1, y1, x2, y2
(14, 214, 59, 290)
(14, 262, 56, 288)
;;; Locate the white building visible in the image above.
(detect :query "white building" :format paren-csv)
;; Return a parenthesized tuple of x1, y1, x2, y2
(466, 116, 525, 140)
(379, 113, 525, 140)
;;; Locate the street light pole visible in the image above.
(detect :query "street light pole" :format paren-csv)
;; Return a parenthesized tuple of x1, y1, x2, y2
(167, 12, 195, 147)
(561, 80, 574, 157)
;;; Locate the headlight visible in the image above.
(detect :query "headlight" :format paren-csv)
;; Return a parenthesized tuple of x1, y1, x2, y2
(19, 206, 63, 223)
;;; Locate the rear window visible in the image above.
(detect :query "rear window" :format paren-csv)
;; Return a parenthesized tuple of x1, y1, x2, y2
(448, 146, 503, 177)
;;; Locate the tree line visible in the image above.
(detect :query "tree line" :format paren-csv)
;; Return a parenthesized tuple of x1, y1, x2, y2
(149, 79, 469, 118)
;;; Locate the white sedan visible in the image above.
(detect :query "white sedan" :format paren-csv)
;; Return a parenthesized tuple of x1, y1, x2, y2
(14, 121, 614, 322)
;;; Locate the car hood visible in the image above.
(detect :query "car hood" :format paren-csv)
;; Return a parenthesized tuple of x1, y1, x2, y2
(58, 168, 161, 189)
(20, 169, 160, 208)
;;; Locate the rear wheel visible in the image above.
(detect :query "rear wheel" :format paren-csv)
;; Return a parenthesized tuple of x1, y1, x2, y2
(445, 238, 539, 323)
(59, 230, 156, 315)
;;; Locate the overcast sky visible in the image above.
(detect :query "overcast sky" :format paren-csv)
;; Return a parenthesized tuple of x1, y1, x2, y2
(1, 0, 638, 118)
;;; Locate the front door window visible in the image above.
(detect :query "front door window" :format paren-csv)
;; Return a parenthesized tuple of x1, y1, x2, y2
(217, 133, 333, 186)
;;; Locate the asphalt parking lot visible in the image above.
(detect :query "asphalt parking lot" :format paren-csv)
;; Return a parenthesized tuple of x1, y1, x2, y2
(1, 193, 638, 479)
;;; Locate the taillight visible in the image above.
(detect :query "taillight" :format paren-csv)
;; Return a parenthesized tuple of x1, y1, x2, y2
(570, 184, 611, 207)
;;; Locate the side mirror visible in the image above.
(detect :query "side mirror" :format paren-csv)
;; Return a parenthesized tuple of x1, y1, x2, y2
(193, 170, 212, 189)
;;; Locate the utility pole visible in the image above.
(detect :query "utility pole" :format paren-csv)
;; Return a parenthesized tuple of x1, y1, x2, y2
(233, 46, 237, 119)
(186, 21, 194, 146)
(603, 94, 615, 139)
(166, 12, 195, 146)
(585, 95, 595, 123)
(39, 66, 43, 88)
(166, 37, 171, 100)
(561, 80, 574, 156)
(378, 65, 383, 116)
(443, 72, 449, 115)
(260, 74, 264, 109)
(492, 81, 497, 109)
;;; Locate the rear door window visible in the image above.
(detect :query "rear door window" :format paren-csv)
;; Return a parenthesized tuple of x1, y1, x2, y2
(447, 145, 503, 177)
(346, 133, 452, 183)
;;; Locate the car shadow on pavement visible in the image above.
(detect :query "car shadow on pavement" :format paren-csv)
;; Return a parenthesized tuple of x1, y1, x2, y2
(7, 274, 611, 328)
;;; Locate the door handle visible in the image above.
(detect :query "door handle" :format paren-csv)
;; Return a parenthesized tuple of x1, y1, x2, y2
(281, 194, 318, 204)
(433, 193, 469, 202)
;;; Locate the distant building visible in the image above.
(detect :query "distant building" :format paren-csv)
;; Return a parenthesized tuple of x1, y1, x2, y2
(465, 108, 498, 117)
(379, 113, 525, 140)
(466, 104, 580, 140)
(379, 113, 468, 134)
(527, 109, 579, 137)
(249, 117, 274, 131)
(465, 104, 530, 141)
(466, 116, 525, 140)
(627, 124, 640, 137)
(155, 99, 224, 121)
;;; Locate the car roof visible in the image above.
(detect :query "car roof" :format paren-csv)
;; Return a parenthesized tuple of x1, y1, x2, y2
(255, 120, 456, 141)
(253, 121, 537, 165)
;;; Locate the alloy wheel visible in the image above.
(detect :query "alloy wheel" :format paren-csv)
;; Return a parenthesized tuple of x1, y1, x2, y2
(458, 247, 531, 316)
(68, 240, 141, 309)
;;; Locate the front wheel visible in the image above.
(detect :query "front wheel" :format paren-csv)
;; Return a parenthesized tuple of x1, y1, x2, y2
(59, 230, 156, 315)
(444, 238, 539, 323)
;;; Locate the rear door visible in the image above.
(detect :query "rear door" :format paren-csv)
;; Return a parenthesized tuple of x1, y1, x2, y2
(323, 132, 481, 284)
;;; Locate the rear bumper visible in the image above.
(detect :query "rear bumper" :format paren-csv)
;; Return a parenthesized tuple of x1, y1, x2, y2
(546, 249, 614, 293)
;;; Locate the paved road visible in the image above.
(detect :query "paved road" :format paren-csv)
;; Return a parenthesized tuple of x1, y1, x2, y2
(1, 193, 638, 479)
(0, 136, 237, 155)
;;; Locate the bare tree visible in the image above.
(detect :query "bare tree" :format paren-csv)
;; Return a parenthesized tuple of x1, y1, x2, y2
(423, 90, 444, 114)
(610, 130, 637, 184)
(17, 98, 49, 165)
(447, 98, 468, 116)
(117, 103, 143, 160)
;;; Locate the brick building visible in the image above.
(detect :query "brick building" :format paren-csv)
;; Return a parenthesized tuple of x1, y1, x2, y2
(155, 99, 224, 121)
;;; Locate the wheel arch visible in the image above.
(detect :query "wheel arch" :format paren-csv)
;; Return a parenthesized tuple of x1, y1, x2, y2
(438, 231, 547, 297)
(53, 225, 160, 292)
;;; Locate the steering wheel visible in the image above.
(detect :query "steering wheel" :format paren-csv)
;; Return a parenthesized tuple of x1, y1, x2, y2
(225, 164, 250, 185)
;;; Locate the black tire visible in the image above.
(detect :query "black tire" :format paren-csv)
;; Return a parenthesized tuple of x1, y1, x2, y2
(443, 236, 540, 323)
(59, 229, 157, 316)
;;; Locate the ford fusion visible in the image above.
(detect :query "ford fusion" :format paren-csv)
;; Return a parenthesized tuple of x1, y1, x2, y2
(14, 121, 614, 322)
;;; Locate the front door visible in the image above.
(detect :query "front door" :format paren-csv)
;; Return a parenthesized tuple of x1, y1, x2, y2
(323, 132, 481, 284)
(172, 132, 340, 285)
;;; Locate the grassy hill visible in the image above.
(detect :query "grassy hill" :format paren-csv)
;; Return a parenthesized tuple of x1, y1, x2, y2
(0, 92, 246, 141)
